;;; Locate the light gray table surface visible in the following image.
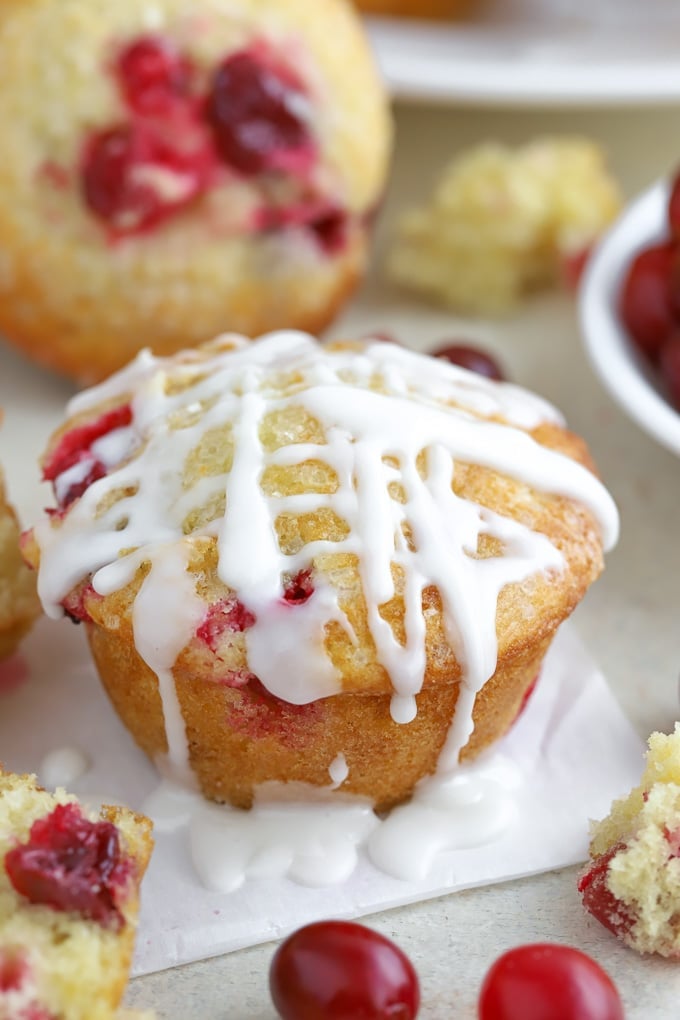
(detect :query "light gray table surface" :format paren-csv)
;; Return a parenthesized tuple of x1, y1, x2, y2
(3, 100, 680, 1018)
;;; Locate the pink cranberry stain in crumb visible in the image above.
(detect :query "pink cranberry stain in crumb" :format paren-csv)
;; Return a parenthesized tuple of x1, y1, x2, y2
(37, 161, 71, 190)
(0, 949, 29, 992)
(197, 596, 256, 652)
(664, 825, 680, 857)
(60, 583, 96, 626)
(578, 843, 636, 940)
(283, 568, 314, 605)
(4, 802, 132, 930)
(0, 655, 29, 696)
(42, 403, 132, 510)
(206, 49, 316, 177)
(255, 200, 347, 254)
(228, 677, 323, 746)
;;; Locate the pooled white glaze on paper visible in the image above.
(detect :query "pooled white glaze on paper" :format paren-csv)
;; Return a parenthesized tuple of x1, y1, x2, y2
(328, 752, 349, 788)
(141, 753, 522, 890)
(33, 331, 619, 879)
(39, 746, 90, 789)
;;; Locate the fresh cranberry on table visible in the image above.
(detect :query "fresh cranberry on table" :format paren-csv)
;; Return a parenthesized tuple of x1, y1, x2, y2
(431, 342, 505, 381)
(269, 919, 420, 1020)
(478, 943, 624, 1020)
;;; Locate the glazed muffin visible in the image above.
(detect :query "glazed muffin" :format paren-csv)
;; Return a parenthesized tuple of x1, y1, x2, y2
(23, 332, 618, 811)
(388, 137, 622, 315)
(0, 0, 391, 384)
(0, 458, 40, 660)
(0, 769, 153, 1020)
(579, 725, 680, 958)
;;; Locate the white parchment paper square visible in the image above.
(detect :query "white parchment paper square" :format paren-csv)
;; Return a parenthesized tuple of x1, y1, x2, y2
(0, 616, 644, 975)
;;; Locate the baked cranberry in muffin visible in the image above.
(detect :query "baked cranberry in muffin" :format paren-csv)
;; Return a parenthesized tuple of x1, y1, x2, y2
(0, 0, 391, 382)
(0, 769, 153, 1020)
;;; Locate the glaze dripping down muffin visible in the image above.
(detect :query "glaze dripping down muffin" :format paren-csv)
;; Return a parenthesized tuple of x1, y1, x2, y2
(0, 0, 391, 383)
(23, 333, 618, 810)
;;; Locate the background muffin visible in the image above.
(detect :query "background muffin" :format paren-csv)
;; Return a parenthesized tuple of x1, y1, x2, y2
(0, 0, 391, 383)
(0, 456, 40, 660)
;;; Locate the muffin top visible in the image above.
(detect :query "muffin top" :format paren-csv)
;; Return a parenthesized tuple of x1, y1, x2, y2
(26, 332, 618, 764)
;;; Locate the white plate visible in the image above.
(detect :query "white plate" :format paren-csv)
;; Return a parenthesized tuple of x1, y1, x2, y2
(579, 179, 680, 458)
(367, 0, 680, 106)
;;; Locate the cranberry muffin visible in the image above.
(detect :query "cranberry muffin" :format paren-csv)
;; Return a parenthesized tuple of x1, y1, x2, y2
(23, 332, 618, 811)
(0, 0, 391, 383)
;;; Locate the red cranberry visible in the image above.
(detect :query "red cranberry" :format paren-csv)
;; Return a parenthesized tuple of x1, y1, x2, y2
(269, 920, 420, 1020)
(116, 35, 194, 116)
(431, 343, 505, 381)
(197, 596, 256, 651)
(561, 245, 591, 291)
(283, 569, 314, 605)
(4, 803, 131, 930)
(513, 674, 539, 723)
(307, 207, 347, 255)
(42, 404, 132, 510)
(60, 583, 96, 625)
(578, 844, 635, 941)
(668, 171, 680, 238)
(478, 943, 623, 1020)
(207, 51, 314, 177)
(81, 123, 209, 236)
(619, 242, 677, 360)
(0, 950, 28, 992)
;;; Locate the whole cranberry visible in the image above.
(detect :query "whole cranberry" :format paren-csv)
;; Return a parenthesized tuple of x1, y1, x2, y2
(269, 920, 420, 1020)
(430, 342, 505, 381)
(619, 241, 677, 360)
(668, 170, 680, 238)
(478, 943, 624, 1020)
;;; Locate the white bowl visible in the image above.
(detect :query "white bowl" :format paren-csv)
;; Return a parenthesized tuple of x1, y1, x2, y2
(579, 178, 680, 457)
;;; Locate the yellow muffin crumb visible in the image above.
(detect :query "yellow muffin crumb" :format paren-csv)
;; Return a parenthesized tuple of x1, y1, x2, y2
(581, 724, 680, 957)
(388, 137, 622, 315)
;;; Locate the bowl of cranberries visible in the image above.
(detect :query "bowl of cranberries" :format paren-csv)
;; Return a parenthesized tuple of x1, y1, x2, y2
(580, 174, 680, 457)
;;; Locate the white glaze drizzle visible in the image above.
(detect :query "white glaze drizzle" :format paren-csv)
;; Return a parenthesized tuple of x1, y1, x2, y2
(34, 331, 619, 788)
